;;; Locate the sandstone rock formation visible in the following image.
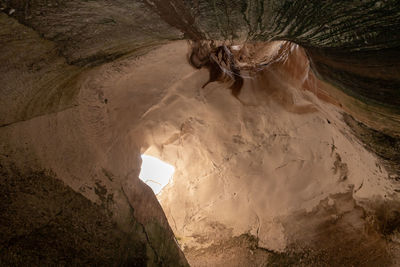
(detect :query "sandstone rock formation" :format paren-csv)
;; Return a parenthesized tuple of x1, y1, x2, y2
(1, 0, 399, 266)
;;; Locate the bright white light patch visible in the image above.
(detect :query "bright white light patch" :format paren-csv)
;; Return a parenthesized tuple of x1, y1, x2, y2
(230, 45, 242, 51)
(139, 155, 175, 195)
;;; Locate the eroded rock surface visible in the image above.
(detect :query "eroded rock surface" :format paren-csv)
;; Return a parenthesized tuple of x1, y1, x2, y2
(1, 0, 399, 266)
(0, 165, 147, 266)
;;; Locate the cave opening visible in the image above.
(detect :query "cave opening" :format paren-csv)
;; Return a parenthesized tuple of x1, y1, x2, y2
(139, 154, 175, 195)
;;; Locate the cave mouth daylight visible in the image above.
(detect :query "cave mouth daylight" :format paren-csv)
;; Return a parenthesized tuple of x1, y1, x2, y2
(139, 154, 175, 195)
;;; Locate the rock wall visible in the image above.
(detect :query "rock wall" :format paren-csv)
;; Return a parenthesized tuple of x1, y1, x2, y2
(0, 0, 399, 266)
(143, 0, 400, 135)
(0, 10, 188, 267)
(126, 41, 399, 265)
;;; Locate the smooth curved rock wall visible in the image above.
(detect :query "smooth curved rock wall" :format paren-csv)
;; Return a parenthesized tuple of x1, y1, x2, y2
(1, 0, 399, 265)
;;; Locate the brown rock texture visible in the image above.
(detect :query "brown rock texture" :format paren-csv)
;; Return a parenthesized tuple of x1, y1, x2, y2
(0, 0, 399, 266)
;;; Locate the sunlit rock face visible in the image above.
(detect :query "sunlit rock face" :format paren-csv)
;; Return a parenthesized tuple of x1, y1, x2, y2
(128, 41, 400, 265)
(0, 0, 399, 266)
